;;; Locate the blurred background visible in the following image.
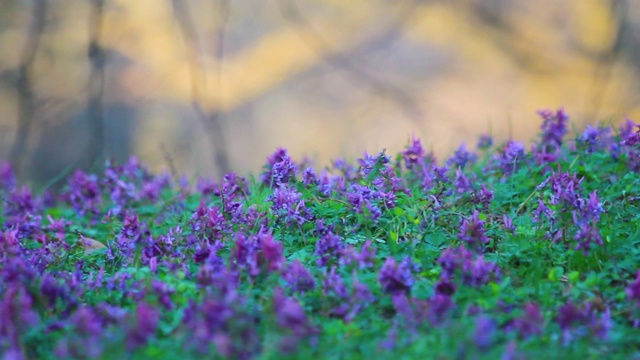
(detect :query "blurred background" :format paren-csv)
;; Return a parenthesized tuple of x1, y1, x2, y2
(1, 0, 640, 188)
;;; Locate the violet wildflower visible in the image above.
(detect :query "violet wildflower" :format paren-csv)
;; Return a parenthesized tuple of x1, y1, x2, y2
(314, 231, 344, 267)
(458, 211, 490, 249)
(512, 303, 544, 339)
(499, 141, 526, 175)
(358, 150, 390, 178)
(626, 271, 640, 306)
(572, 217, 603, 255)
(258, 228, 285, 272)
(477, 134, 493, 150)
(269, 185, 311, 226)
(430, 293, 455, 323)
(261, 148, 297, 187)
(302, 167, 318, 186)
(580, 125, 612, 153)
(474, 315, 497, 350)
(537, 107, 569, 149)
(197, 177, 217, 195)
(454, 168, 472, 194)
(434, 277, 456, 296)
(127, 303, 159, 349)
(447, 144, 477, 169)
(344, 277, 375, 323)
(150, 280, 174, 310)
(533, 199, 554, 223)
(620, 118, 640, 146)
(557, 302, 584, 329)
(65, 170, 102, 215)
(379, 256, 416, 295)
(583, 190, 604, 221)
(272, 287, 314, 336)
(323, 267, 349, 299)
(438, 245, 474, 278)
(462, 255, 500, 287)
(475, 184, 494, 209)
(282, 260, 315, 294)
(231, 232, 260, 277)
(0, 161, 16, 190)
(333, 158, 357, 180)
(190, 200, 226, 238)
(502, 214, 517, 235)
(402, 136, 425, 170)
(356, 240, 376, 270)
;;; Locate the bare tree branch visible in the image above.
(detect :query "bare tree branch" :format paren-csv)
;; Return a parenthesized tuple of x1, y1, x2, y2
(278, 0, 426, 124)
(172, 0, 231, 177)
(87, 0, 107, 170)
(10, 0, 47, 175)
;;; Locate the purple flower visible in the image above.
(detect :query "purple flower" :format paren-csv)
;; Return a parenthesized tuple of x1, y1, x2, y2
(379, 256, 416, 295)
(434, 277, 456, 296)
(477, 134, 493, 150)
(557, 302, 585, 330)
(447, 144, 477, 169)
(302, 167, 318, 186)
(259, 228, 285, 272)
(502, 214, 517, 235)
(462, 255, 500, 287)
(620, 118, 640, 146)
(402, 136, 425, 170)
(127, 303, 159, 349)
(0, 161, 16, 190)
(499, 141, 526, 175)
(475, 184, 494, 209)
(458, 211, 490, 249)
(430, 293, 454, 323)
(572, 218, 602, 255)
(314, 232, 344, 267)
(533, 199, 554, 223)
(231, 232, 260, 277)
(65, 170, 102, 215)
(356, 240, 376, 270)
(282, 260, 315, 294)
(537, 108, 569, 149)
(580, 125, 612, 153)
(323, 267, 348, 299)
(626, 271, 640, 306)
(512, 303, 543, 339)
(269, 185, 311, 226)
(261, 148, 297, 187)
(438, 245, 474, 278)
(190, 201, 226, 238)
(358, 150, 390, 177)
(454, 168, 472, 194)
(583, 190, 604, 221)
(272, 287, 313, 335)
(474, 315, 497, 350)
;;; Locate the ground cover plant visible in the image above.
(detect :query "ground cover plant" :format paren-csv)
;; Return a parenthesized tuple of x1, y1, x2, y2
(2, 108, 640, 359)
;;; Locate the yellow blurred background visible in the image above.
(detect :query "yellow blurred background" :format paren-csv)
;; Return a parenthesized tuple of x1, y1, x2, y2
(1, 0, 639, 187)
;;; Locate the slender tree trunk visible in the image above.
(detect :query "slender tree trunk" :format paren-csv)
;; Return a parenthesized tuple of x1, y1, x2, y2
(87, 0, 106, 171)
(10, 0, 47, 176)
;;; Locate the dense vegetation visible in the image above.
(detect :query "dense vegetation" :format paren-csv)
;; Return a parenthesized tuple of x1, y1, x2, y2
(2, 109, 640, 359)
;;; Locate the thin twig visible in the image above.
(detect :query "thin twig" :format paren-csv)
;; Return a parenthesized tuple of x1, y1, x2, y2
(172, 0, 231, 177)
(278, 0, 425, 125)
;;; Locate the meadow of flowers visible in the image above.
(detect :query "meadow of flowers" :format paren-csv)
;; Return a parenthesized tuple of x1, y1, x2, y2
(2, 108, 640, 359)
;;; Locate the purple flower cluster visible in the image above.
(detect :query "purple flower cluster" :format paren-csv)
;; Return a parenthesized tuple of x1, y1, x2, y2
(378, 256, 419, 295)
(536, 167, 605, 254)
(438, 245, 501, 287)
(261, 148, 298, 187)
(2, 107, 640, 358)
